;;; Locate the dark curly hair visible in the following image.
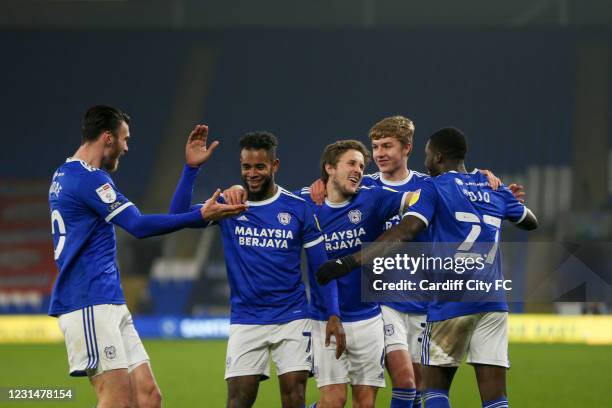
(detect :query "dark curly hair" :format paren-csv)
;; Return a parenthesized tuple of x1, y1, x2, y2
(239, 131, 278, 161)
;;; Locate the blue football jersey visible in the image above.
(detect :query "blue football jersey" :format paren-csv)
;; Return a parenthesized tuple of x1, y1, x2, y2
(48, 158, 133, 316)
(362, 171, 430, 314)
(216, 187, 324, 325)
(300, 186, 408, 322)
(404, 170, 527, 321)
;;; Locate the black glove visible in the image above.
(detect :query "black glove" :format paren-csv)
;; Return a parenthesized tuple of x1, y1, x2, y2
(317, 255, 359, 285)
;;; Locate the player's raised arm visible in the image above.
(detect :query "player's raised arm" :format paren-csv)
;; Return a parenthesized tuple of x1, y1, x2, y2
(169, 124, 219, 213)
(72, 162, 213, 239)
(112, 203, 206, 239)
(186, 124, 219, 167)
(169, 124, 246, 219)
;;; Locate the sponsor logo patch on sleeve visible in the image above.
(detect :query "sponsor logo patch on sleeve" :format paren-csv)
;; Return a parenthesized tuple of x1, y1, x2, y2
(96, 183, 117, 204)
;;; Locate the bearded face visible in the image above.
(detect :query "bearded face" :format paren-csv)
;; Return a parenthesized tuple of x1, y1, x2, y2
(102, 122, 129, 172)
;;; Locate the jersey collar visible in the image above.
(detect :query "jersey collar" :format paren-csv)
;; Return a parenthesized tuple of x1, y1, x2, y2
(324, 198, 351, 208)
(447, 169, 479, 174)
(246, 185, 282, 206)
(380, 170, 413, 186)
(65, 157, 99, 171)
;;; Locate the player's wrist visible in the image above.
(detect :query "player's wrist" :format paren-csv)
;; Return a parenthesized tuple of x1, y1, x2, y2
(339, 255, 358, 271)
(184, 162, 201, 171)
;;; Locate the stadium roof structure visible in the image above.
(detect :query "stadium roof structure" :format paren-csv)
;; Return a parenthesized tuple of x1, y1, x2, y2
(0, 0, 611, 30)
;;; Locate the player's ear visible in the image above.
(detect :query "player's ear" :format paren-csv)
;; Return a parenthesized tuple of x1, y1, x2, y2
(404, 142, 413, 157)
(102, 131, 114, 147)
(435, 151, 443, 164)
(324, 163, 334, 177)
(272, 158, 280, 172)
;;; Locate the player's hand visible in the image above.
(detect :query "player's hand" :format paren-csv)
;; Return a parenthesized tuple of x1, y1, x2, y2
(223, 185, 247, 205)
(186, 124, 219, 167)
(310, 179, 326, 206)
(508, 183, 526, 204)
(480, 169, 501, 190)
(325, 315, 346, 359)
(200, 189, 247, 221)
(317, 256, 359, 285)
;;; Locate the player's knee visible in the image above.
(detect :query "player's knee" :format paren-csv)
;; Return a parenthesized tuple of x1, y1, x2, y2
(228, 389, 257, 408)
(318, 393, 346, 408)
(134, 380, 162, 408)
(390, 367, 416, 389)
(352, 399, 375, 408)
(280, 387, 305, 407)
(146, 386, 162, 408)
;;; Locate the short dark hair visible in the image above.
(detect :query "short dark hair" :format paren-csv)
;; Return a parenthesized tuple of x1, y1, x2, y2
(428, 127, 467, 160)
(82, 105, 130, 143)
(320, 140, 371, 182)
(239, 131, 278, 160)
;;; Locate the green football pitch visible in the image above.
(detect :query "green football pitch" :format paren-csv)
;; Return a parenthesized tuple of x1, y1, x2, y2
(0, 341, 610, 407)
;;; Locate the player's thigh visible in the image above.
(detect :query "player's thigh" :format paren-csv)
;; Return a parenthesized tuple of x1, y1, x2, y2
(58, 304, 129, 378)
(225, 324, 271, 380)
(345, 315, 385, 388)
(90, 368, 131, 407)
(311, 319, 350, 388)
(270, 319, 312, 376)
(421, 314, 478, 367)
(467, 312, 510, 368)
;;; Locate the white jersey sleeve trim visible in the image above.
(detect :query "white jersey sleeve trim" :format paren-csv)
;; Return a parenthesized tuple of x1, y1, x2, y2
(303, 235, 324, 248)
(105, 202, 134, 223)
(511, 206, 528, 224)
(403, 211, 429, 227)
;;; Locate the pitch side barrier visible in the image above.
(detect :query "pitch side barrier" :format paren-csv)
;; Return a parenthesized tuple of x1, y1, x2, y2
(1, 315, 612, 345)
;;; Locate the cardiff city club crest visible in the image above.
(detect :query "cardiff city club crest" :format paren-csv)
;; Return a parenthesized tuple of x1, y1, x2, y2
(104, 345, 117, 360)
(384, 324, 394, 336)
(348, 209, 362, 224)
(277, 212, 291, 225)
